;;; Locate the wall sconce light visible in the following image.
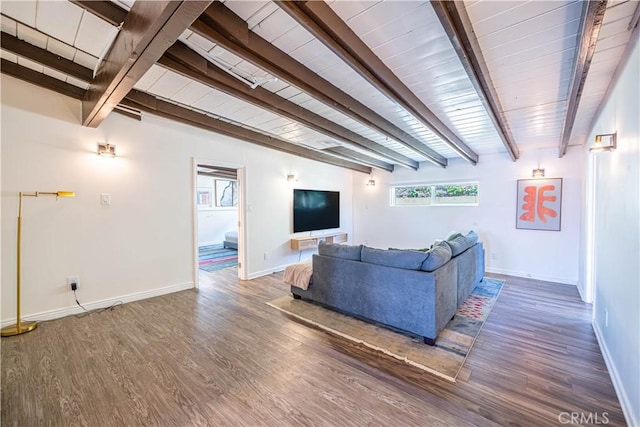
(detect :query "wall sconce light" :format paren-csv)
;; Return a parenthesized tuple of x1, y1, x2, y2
(366, 178, 376, 186)
(97, 143, 116, 157)
(590, 133, 617, 153)
(532, 168, 545, 178)
(1, 191, 75, 337)
(287, 173, 296, 182)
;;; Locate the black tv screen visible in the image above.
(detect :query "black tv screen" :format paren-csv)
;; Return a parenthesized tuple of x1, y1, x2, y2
(293, 189, 340, 233)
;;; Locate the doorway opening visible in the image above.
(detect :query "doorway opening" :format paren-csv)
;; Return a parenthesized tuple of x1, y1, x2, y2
(194, 160, 246, 286)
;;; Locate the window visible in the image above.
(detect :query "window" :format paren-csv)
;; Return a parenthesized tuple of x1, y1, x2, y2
(215, 179, 238, 207)
(391, 182, 479, 206)
(197, 180, 238, 210)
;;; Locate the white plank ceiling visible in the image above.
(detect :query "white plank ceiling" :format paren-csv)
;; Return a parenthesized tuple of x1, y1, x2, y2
(1, 0, 638, 170)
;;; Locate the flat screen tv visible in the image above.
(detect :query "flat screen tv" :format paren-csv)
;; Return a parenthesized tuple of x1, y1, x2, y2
(293, 189, 340, 233)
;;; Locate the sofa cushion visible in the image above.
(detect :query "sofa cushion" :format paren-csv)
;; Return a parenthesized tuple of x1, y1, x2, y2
(421, 241, 452, 271)
(318, 241, 362, 261)
(444, 234, 472, 257)
(361, 246, 428, 270)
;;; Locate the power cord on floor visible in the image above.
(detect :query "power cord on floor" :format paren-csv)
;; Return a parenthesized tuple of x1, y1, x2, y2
(73, 289, 88, 311)
(72, 289, 124, 318)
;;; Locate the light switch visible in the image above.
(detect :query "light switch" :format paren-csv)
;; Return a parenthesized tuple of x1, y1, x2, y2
(101, 193, 111, 206)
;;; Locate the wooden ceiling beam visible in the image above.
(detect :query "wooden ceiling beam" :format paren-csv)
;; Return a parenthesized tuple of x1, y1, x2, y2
(1, 59, 86, 99)
(160, 42, 415, 170)
(197, 166, 238, 180)
(82, 0, 213, 128)
(0, 42, 368, 173)
(69, 0, 128, 27)
(0, 37, 144, 121)
(559, 0, 607, 157)
(1, 32, 93, 82)
(0, 60, 139, 121)
(198, 165, 238, 174)
(431, 1, 519, 162)
(277, 0, 477, 165)
(324, 147, 394, 172)
(69, 1, 431, 169)
(191, 2, 447, 168)
(64, 1, 412, 170)
(122, 90, 372, 174)
(197, 171, 238, 179)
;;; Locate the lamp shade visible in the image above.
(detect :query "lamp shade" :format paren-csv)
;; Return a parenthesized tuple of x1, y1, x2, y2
(97, 143, 116, 157)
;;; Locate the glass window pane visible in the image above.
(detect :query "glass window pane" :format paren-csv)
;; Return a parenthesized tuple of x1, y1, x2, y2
(393, 186, 431, 206)
(433, 184, 479, 205)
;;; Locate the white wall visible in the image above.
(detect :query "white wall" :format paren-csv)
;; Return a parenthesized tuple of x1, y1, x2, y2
(196, 175, 237, 246)
(585, 39, 639, 427)
(1, 75, 354, 322)
(353, 148, 584, 285)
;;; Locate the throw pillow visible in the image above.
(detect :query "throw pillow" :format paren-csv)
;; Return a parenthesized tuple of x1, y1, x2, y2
(318, 241, 362, 261)
(361, 246, 428, 270)
(445, 231, 463, 241)
(465, 230, 479, 246)
(443, 234, 470, 257)
(421, 241, 452, 272)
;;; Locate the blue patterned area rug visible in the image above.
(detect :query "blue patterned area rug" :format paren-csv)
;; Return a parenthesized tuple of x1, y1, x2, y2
(267, 278, 504, 382)
(199, 244, 238, 272)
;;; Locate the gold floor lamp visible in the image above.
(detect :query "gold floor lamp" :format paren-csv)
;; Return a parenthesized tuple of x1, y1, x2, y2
(1, 191, 75, 337)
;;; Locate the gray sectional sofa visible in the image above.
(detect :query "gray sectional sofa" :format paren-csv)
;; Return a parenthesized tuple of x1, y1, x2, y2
(290, 232, 485, 345)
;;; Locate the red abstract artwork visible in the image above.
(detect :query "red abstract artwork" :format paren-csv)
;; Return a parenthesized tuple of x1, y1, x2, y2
(516, 178, 562, 231)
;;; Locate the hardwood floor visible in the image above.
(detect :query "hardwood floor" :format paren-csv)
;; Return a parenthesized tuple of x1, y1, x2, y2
(1, 270, 625, 426)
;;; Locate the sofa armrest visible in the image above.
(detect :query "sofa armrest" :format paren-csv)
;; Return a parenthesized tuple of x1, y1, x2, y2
(452, 242, 485, 306)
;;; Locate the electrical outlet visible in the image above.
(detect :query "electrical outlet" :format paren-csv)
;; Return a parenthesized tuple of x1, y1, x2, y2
(263, 252, 269, 260)
(67, 276, 79, 291)
(490, 252, 497, 260)
(605, 309, 608, 327)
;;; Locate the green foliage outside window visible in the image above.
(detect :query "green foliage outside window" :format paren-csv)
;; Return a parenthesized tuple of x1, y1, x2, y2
(395, 186, 431, 198)
(434, 185, 478, 197)
(392, 183, 479, 206)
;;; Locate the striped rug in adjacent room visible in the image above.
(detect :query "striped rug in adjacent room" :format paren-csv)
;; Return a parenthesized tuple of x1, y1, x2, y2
(198, 243, 238, 272)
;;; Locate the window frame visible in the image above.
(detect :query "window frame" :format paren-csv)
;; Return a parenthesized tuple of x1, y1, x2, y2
(390, 181, 480, 207)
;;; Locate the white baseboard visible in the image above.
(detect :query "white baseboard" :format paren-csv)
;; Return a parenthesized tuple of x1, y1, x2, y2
(1, 281, 194, 327)
(485, 267, 577, 285)
(593, 321, 638, 427)
(576, 282, 587, 302)
(247, 264, 287, 280)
